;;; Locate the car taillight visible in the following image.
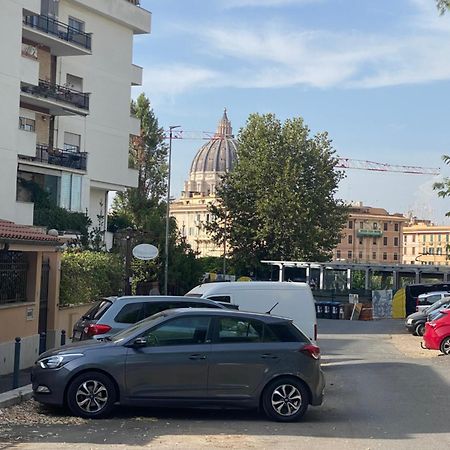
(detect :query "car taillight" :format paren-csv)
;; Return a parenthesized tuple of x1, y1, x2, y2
(84, 324, 111, 337)
(314, 323, 318, 341)
(300, 344, 320, 360)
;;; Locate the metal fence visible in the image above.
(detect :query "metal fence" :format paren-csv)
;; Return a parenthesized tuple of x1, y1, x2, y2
(0, 252, 28, 305)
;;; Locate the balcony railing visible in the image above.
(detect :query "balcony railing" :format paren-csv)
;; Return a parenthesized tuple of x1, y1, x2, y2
(126, 0, 141, 5)
(34, 144, 88, 171)
(23, 15, 92, 51)
(21, 79, 90, 111)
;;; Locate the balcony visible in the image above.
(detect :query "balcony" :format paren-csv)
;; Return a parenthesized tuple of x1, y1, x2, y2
(126, 0, 141, 5)
(20, 145, 88, 172)
(22, 15, 92, 56)
(20, 80, 90, 116)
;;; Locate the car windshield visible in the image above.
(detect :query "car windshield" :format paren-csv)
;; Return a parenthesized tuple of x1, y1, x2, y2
(111, 311, 168, 344)
(429, 300, 450, 314)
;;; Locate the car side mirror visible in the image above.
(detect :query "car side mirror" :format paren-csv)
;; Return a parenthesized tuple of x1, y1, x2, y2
(131, 337, 147, 348)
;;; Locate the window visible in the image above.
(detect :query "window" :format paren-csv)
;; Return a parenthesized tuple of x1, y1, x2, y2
(423, 247, 427, 255)
(410, 261, 414, 265)
(265, 323, 307, 343)
(60, 173, 82, 211)
(207, 295, 231, 303)
(447, 234, 449, 243)
(383, 237, 388, 246)
(383, 252, 387, 260)
(412, 247, 416, 255)
(438, 234, 442, 243)
(394, 237, 399, 246)
(430, 235, 434, 243)
(115, 303, 144, 324)
(373, 222, 378, 230)
(412, 235, 416, 243)
(394, 223, 399, 232)
(348, 251, 352, 259)
(383, 222, 388, 231)
(373, 238, 376, 245)
(64, 132, 81, 152)
(40, 0, 59, 17)
(394, 253, 398, 261)
(359, 238, 363, 245)
(217, 317, 263, 343)
(348, 221, 353, 229)
(360, 222, 364, 229)
(19, 117, 35, 132)
(144, 316, 210, 346)
(336, 250, 341, 259)
(423, 235, 426, 243)
(372, 252, 376, 260)
(358, 251, 363, 259)
(68, 17, 85, 33)
(437, 248, 442, 256)
(348, 235, 352, 244)
(66, 74, 83, 92)
(404, 235, 407, 243)
(81, 299, 112, 320)
(429, 248, 435, 255)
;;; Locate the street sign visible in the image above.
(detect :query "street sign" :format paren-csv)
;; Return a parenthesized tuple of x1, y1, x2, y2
(132, 244, 159, 261)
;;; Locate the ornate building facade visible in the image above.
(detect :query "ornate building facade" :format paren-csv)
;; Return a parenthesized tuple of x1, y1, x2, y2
(170, 110, 238, 256)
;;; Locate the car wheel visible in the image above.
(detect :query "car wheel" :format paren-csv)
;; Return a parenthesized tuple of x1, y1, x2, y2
(440, 337, 450, 355)
(415, 322, 426, 337)
(262, 377, 309, 422)
(67, 372, 116, 418)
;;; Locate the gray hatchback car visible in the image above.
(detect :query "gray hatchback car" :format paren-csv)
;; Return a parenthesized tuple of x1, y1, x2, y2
(33, 309, 325, 422)
(72, 296, 226, 341)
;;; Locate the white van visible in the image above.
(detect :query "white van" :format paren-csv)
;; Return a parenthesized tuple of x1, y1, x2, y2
(186, 281, 317, 342)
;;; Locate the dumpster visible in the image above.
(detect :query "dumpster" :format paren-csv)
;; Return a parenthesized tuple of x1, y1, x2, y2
(315, 302, 324, 319)
(331, 302, 339, 319)
(323, 301, 332, 319)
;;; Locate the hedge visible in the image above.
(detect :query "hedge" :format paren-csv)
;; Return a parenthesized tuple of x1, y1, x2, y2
(60, 251, 124, 306)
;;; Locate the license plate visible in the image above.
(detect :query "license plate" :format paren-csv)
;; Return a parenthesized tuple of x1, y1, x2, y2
(73, 331, 82, 340)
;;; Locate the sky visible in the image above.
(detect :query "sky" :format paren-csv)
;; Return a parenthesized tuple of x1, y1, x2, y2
(133, 0, 450, 224)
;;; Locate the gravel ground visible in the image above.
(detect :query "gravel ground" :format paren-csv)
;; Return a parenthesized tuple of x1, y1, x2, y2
(389, 330, 442, 359)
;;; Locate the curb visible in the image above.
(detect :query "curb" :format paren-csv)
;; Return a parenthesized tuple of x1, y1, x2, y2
(0, 384, 32, 409)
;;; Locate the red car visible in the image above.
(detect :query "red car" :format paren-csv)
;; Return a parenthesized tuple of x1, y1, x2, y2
(423, 309, 450, 355)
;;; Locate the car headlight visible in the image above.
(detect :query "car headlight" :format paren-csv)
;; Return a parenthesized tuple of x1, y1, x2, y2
(37, 353, 84, 369)
(407, 318, 414, 324)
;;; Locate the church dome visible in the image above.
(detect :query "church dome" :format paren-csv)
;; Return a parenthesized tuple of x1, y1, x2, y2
(190, 109, 238, 175)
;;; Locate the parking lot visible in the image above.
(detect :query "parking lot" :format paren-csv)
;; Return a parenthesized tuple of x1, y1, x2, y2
(1, 318, 449, 450)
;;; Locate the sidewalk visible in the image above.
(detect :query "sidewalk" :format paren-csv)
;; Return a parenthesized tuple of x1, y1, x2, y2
(0, 368, 32, 395)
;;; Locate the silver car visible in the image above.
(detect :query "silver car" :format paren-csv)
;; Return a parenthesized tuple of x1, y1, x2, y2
(33, 309, 325, 422)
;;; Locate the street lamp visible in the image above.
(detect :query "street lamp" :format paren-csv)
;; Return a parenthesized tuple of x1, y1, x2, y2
(164, 125, 180, 295)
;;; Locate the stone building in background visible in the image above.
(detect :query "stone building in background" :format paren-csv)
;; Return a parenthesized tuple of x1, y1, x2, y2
(170, 110, 238, 257)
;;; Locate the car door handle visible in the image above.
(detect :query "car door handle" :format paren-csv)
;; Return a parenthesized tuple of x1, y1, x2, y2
(189, 354, 207, 360)
(261, 354, 279, 359)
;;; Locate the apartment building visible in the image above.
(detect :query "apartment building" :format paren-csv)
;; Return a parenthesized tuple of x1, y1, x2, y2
(403, 222, 450, 265)
(333, 204, 406, 264)
(0, 0, 150, 372)
(1, 0, 151, 228)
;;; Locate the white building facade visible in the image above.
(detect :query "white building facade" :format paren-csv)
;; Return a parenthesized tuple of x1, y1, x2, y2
(0, 0, 151, 227)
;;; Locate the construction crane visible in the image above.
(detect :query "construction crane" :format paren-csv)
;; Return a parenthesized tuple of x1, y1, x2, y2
(164, 130, 440, 176)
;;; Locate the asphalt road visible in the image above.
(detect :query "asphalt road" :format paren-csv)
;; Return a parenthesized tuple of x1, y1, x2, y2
(1, 319, 449, 449)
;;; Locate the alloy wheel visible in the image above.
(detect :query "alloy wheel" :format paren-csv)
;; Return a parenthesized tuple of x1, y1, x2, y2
(75, 380, 108, 413)
(271, 384, 302, 416)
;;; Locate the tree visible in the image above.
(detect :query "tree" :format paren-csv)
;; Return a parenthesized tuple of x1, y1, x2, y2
(433, 154, 450, 216)
(436, 0, 450, 14)
(110, 94, 203, 294)
(207, 113, 348, 271)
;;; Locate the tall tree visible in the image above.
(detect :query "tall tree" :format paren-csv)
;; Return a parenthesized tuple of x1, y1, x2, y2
(207, 113, 348, 270)
(433, 155, 450, 216)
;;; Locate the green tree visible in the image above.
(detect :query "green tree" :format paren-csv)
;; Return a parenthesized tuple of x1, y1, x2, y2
(207, 113, 348, 271)
(436, 0, 450, 14)
(110, 94, 203, 293)
(433, 155, 450, 218)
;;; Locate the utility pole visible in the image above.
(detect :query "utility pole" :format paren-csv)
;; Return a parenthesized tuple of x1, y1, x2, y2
(164, 125, 180, 295)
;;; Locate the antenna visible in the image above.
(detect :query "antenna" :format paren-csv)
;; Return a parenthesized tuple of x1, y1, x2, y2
(266, 302, 279, 314)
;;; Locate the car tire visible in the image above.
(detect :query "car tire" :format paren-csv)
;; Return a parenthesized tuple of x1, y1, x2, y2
(440, 337, 450, 355)
(67, 372, 116, 419)
(415, 322, 426, 337)
(262, 377, 309, 422)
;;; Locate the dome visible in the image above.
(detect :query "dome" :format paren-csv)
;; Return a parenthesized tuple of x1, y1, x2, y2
(190, 109, 238, 174)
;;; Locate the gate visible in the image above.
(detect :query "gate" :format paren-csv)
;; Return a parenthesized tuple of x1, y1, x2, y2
(39, 259, 50, 353)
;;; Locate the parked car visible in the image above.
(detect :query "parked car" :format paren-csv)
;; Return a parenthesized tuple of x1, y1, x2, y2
(33, 309, 325, 422)
(422, 309, 450, 354)
(186, 281, 318, 342)
(405, 297, 450, 336)
(415, 291, 450, 313)
(72, 296, 226, 341)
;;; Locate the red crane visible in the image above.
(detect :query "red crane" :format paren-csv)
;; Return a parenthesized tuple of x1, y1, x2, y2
(164, 130, 440, 176)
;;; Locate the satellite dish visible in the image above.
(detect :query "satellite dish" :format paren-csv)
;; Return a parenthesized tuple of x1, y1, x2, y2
(132, 244, 158, 261)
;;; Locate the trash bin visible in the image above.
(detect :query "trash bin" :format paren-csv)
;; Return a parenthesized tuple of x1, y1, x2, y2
(338, 303, 345, 320)
(331, 302, 339, 319)
(323, 301, 332, 319)
(315, 302, 323, 319)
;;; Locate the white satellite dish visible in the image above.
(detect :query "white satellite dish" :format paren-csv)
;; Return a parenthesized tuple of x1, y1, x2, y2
(132, 244, 159, 261)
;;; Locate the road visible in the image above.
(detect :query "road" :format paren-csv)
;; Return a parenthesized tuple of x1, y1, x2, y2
(1, 319, 449, 449)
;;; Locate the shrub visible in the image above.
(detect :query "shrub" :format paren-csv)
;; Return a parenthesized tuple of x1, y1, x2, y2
(60, 251, 124, 306)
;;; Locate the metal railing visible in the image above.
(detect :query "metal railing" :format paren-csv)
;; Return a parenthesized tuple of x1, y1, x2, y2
(23, 15, 92, 51)
(0, 252, 28, 305)
(21, 79, 90, 111)
(34, 144, 88, 171)
(126, 0, 141, 5)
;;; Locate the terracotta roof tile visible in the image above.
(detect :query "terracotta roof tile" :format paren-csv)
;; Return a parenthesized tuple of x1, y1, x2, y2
(0, 220, 59, 243)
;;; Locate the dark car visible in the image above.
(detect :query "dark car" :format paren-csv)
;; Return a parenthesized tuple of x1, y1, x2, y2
(405, 297, 450, 336)
(33, 309, 325, 422)
(72, 296, 226, 341)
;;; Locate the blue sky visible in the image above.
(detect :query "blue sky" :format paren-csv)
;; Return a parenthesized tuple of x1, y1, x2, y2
(134, 0, 450, 223)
